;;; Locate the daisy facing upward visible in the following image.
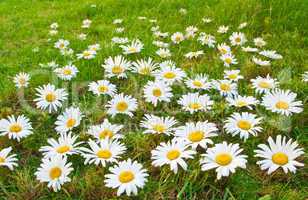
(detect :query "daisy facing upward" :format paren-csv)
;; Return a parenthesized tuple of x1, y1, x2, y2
(140, 114, 177, 135)
(106, 93, 138, 117)
(143, 80, 173, 106)
(87, 119, 124, 141)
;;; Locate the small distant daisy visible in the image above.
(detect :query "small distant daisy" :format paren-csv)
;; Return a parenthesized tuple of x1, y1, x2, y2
(242, 46, 258, 52)
(120, 39, 143, 54)
(212, 80, 237, 97)
(261, 89, 303, 116)
(131, 57, 158, 75)
(34, 84, 67, 113)
(54, 39, 69, 50)
(217, 25, 229, 34)
(226, 95, 259, 109)
(54, 64, 78, 81)
(13, 72, 30, 88)
(185, 25, 198, 39)
(171, 32, 185, 44)
(156, 48, 171, 58)
(224, 112, 263, 140)
(112, 37, 129, 44)
(102, 55, 131, 79)
(254, 37, 266, 47)
(200, 142, 247, 179)
(259, 50, 283, 60)
(184, 50, 204, 59)
(78, 33, 87, 40)
(50, 22, 58, 29)
(143, 80, 173, 106)
(151, 139, 196, 173)
(39, 132, 83, 158)
(104, 159, 148, 196)
(202, 17, 212, 23)
(229, 32, 247, 46)
(35, 155, 73, 192)
(217, 43, 231, 54)
(154, 65, 186, 84)
(254, 135, 304, 174)
(175, 121, 218, 149)
(49, 29, 58, 36)
(252, 56, 271, 66)
(113, 18, 123, 24)
(115, 27, 125, 33)
(60, 48, 74, 56)
(106, 93, 138, 117)
(152, 40, 169, 48)
(81, 139, 126, 167)
(88, 44, 101, 51)
(302, 71, 308, 82)
(140, 114, 177, 135)
(179, 8, 187, 15)
(198, 33, 216, 48)
(185, 74, 211, 90)
(0, 147, 18, 170)
(251, 75, 279, 94)
(55, 107, 83, 134)
(178, 92, 213, 114)
(77, 49, 96, 60)
(88, 80, 117, 96)
(0, 115, 33, 141)
(154, 31, 169, 38)
(220, 53, 238, 67)
(224, 70, 243, 82)
(82, 19, 92, 28)
(238, 22, 247, 29)
(87, 119, 124, 141)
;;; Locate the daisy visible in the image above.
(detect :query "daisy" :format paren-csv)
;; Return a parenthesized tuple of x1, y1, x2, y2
(185, 26, 198, 39)
(202, 17, 212, 23)
(261, 89, 303, 116)
(238, 22, 247, 29)
(259, 50, 283, 60)
(88, 44, 101, 51)
(120, 39, 143, 54)
(178, 92, 213, 114)
(81, 139, 126, 167)
(102, 55, 131, 79)
(217, 43, 231, 54)
(151, 26, 160, 32)
(151, 139, 196, 173)
(184, 50, 204, 59)
(212, 80, 237, 97)
(224, 112, 263, 140)
(254, 37, 266, 47)
(115, 27, 125, 33)
(229, 32, 247, 46)
(76, 49, 96, 60)
(131, 57, 158, 75)
(54, 64, 78, 81)
(39, 132, 83, 158)
(87, 119, 124, 141)
(226, 95, 259, 109)
(154, 31, 169, 38)
(143, 80, 173, 106)
(112, 37, 129, 44)
(217, 25, 229, 33)
(54, 39, 69, 50)
(198, 33, 216, 48)
(154, 65, 186, 84)
(55, 107, 83, 134)
(171, 32, 185, 44)
(220, 53, 238, 67)
(140, 114, 177, 135)
(34, 84, 67, 113)
(60, 48, 74, 56)
(185, 74, 211, 90)
(104, 159, 148, 196)
(106, 93, 138, 117)
(49, 29, 58, 36)
(78, 33, 87, 40)
(156, 48, 171, 58)
(50, 22, 58, 29)
(88, 80, 117, 96)
(242, 46, 258, 52)
(82, 19, 92, 28)
(13, 72, 30, 88)
(0, 115, 33, 141)
(200, 142, 247, 179)
(152, 40, 169, 48)
(224, 70, 243, 82)
(113, 18, 123, 24)
(175, 121, 218, 149)
(179, 8, 187, 15)
(0, 147, 18, 170)
(35, 155, 73, 192)
(251, 75, 279, 94)
(302, 71, 308, 82)
(252, 56, 271, 66)
(254, 135, 304, 174)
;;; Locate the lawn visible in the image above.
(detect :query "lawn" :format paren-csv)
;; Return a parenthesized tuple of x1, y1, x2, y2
(0, 0, 307, 199)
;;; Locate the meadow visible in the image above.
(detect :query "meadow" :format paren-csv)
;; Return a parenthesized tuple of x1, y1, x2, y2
(0, 0, 307, 199)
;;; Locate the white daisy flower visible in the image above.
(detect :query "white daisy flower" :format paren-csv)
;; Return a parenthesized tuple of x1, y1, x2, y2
(104, 159, 148, 196)
(112, 37, 129, 44)
(224, 112, 263, 140)
(82, 19, 92, 28)
(212, 80, 237, 97)
(261, 89, 303, 116)
(226, 95, 259, 109)
(251, 75, 279, 94)
(13, 72, 30, 88)
(175, 121, 218, 149)
(154, 31, 169, 38)
(143, 80, 173, 106)
(179, 8, 187, 15)
(55, 107, 83, 134)
(87, 119, 124, 141)
(252, 56, 271, 66)
(140, 114, 177, 135)
(39, 132, 83, 158)
(224, 70, 243, 82)
(131, 57, 158, 75)
(34, 84, 67, 113)
(88, 43, 101, 51)
(81, 139, 126, 167)
(115, 27, 125, 33)
(259, 50, 283, 60)
(254, 135, 304, 174)
(120, 39, 143, 54)
(102, 55, 131, 79)
(200, 142, 247, 179)
(220, 53, 238, 67)
(156, 48, 171, 58)
(151, 139, 196, 173)
(302, 71, 308, 82)
(185, 74, 211, 90)
(35, 155, 73, 192)
(154, 65, 186, 85)
(49, 29, 58, 36)
(171, 32, 185, 44)
(217, 43, 231, 54)
(202, 17, 212, 23)
(78, 33, 87, 40)
(242, 46, 258, 52)
(152, 40, 169, 48)
(238, 22, 248, 29)
(76, 49, 96, 60)
(88, 80, 117, 96)
(60, 48, 74, 56)
(50, 22, 58, 29)
(0, 115, 33, 141)
(253, 37, 266, 47)
(0, 147, 18, 170)
(113, 18, 123, 24)
(54, 64, 78, 81)
(178, 92, 213, 114)
(185, 25, 198, 39)
(229, 32, 247, 46)
(151, 26, 160, 32)
(198, 33, 216, 48)
(217, 25, 229, 33)
(106, 93, 138, 117)
(184, 50, 204, 59)
(54, 39, 69, 50)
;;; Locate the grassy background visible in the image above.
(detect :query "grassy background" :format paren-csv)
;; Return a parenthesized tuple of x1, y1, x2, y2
(0, 0, 307, 199)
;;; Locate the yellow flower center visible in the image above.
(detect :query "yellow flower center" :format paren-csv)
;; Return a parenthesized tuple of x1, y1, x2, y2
(66, 118, 76, 128)
(258, 81, 270, 89)
(45, 93, 56, 102)
(175, 35, 182, 42)
(237, 120, 252, 130)
(83, 51, 91, 57)
(272, 152, 289, 165)
(220, 48, 228, 54)
(96, 149, 112, 159)
(188, 131, 204, 142)
(112, 66, 124, 74)
(215, 153, 232, 166)
(236, 100, 247, 107)
(152, 88, 162, 97)
(192, 80, 203, 87)
(275, 101, 289, 110)
(9, 124, 22, 133)
(99, 129, 114, 139)
(225, 58, 232, 64)
(128, 47, 137, 53)
(118, 171, 135, 183)
(228, 74, 237, 80)
(140, 67, 151, 75)
(152, 124, 166, 133)
(59, 43, 65, 49)
(19, 78, 26, 85)
(189, 103, 202, 110)
(166, 149, 181, 160)
(0, 157, 5, 163)
(56, 145, 70, 154)
(163, 72, 176, 79)
(63, 69, 72, 75)
(98, 85, 108, 93)
(49, 167, 62, 180)
(235, 37, 241, 43)
(116, 101, 128, 112)
(220, 83, 231, 91)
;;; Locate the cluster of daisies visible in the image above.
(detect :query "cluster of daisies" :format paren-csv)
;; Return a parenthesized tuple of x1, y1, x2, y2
(2, 10, 306, 196)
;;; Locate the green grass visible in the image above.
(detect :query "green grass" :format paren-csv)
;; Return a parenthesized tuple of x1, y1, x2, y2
(0, 0, 307, 199)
